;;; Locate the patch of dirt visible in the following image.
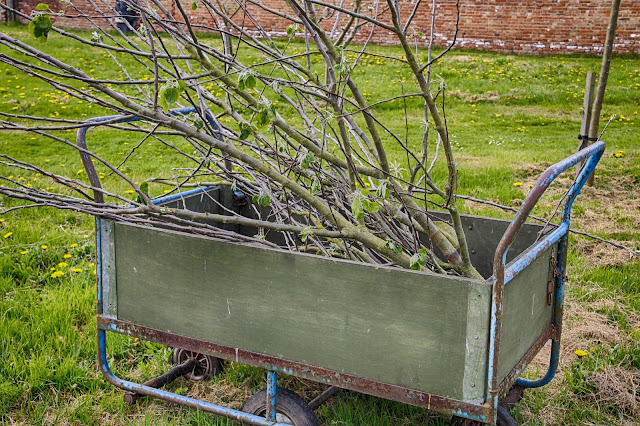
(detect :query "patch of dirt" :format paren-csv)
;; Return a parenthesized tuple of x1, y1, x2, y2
(574, 238, 638, 267)
(449, 89, 501, 102)
(591, 366, 640, 417)
(521, 295, 640, 424)
(448, 55, 476, 62)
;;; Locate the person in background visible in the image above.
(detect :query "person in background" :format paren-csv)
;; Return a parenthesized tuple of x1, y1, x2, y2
(114, 0, 139, 34)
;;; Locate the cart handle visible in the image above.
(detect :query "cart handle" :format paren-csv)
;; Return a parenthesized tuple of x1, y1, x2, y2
(76, 107, 221, 204)
(492, 140, 605, 285)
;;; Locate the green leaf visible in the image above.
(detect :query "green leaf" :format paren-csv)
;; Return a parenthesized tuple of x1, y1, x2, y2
(256, 103, 273, 126)
(238, 122, 252, 140)
(136, 182, 149, 204)
(351, 195, 364, 222)
(35, 3, 50, 11)
(300, 151, 315, 169)
(362, 199, 379, 214)
(140, 182, 149, 196)
(252, 192, 270, 207)
(163, 86, 179, 104)
(310, 178, 321, 194)
(157, 80, 186, 112)
(245, 75, 256, 89)
(191, 1, 197, 10)
(409, 254, 422, 270)
(376, 180, 390, 200)
(28, 15, 52, 42)
(300, 226, 313, 242)
(385, 240, 402, 255)
(286, 25, 296, 36)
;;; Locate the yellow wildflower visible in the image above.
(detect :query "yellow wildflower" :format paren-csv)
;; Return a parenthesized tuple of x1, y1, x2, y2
(3, 232, 12, 239)
(71, 268, 82, 273)
(513, 182, 523, 187)
(41, 245, 48, 250)
(20, 250, 28, 255)
(574, 349, 588, 357)
(50, 271, 65, 278)
(69, 243, 78, 248)
(58, 262, 68, 268)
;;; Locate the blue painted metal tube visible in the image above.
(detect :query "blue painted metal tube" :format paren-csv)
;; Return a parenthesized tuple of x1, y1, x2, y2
(486, 141, 605, 421)
(150, 185, 217, 206)
(97, 329, 288, 426)
(503, 223, 568, 286)
(266, 371, 278, 422)
(76, 107, 221, 204)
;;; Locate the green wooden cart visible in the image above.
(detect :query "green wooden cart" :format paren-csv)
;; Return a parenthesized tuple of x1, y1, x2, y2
(79, 111, 605, 425)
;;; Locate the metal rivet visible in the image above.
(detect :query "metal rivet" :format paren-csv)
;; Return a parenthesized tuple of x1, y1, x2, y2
(471, 383, 476, 387)
(471, 249, 476, 254)
(468, 225, 473, 230)
(474, 335, 479, 339)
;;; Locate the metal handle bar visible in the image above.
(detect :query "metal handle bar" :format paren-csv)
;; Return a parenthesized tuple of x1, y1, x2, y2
(492, 140, 605, 284)
(76, 107, 220, 204)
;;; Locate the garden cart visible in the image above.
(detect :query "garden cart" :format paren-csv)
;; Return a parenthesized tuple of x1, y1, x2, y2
(77, 108, 605, 425)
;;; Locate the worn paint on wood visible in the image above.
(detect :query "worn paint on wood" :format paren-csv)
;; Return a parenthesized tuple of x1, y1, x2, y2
(100, 219, 117, 318)
(111, 221, 492, 400)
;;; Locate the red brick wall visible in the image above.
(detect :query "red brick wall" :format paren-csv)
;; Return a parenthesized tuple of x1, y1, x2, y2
(7, 0, 640, 55)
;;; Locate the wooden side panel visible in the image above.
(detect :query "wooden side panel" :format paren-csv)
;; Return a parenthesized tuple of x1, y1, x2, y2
(113, 222, 492, 400)
(498, 245, 556, 382)
(429, 212, 546, 280)
(168, 188, 548, 280)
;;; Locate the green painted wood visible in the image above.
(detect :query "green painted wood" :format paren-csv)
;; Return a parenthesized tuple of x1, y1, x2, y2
(498, 245, 556, 382)
(463, 286, 490, 401)
(429, 212, 547, 280)
(112, 222, 492, 400)
(170, 189, 548, 281)
(99, 219, 117, 318)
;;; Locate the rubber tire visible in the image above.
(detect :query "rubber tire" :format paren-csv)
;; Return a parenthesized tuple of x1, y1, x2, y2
(171, 348, 223, 381)
(242, 388, 319, 426)
(496, 405, 517, 426)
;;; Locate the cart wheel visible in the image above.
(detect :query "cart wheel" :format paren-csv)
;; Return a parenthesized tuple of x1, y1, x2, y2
(171, 348, 223, 381)
(496, 405, 517, 426)
(242, 388, 319, 426)
(450, 406, 516, 426)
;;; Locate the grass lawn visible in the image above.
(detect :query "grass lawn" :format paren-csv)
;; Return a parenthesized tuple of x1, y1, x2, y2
(1, 23, 639, 425)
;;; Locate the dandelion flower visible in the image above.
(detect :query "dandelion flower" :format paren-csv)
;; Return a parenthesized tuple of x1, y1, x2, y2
(41, 245, 48, 250)
(50, 271, 65, 278)
(71, 268, 82, 273)
(3, 232, 12, 239)
(69, 243, 78, 248)
(574, 349, 588, 357)
(63, 253, 72, 259)
(58, 262, 68, 268)
(20, 250, 28, 255)
(513, 182, 523, 187)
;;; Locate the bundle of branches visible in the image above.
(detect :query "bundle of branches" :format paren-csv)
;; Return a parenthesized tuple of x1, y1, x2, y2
(0, 0, 483, 279)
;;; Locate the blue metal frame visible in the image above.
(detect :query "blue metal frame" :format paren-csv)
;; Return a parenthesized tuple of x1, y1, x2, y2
(486, 141, 605, 423)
